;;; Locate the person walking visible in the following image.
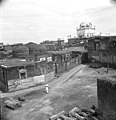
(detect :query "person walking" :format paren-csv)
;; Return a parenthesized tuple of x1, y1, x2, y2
(45, 83, 49, 94)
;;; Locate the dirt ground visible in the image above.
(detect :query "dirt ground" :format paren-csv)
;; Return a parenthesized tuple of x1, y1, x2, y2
(2, 64, 116, 120)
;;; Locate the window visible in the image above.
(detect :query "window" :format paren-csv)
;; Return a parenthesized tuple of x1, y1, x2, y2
(96, 42, 100, 50)
(47, 57, 52, 62)
(40, 57, 46, 62)
(19, 69, 27, 79)
(109, 41, 116, 48)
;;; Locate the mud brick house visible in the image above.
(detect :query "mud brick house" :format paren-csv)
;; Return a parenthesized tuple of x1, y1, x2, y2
(35, 53, 54, 83)
(68, 37, 88, 48)
(40, 39, 65, 51)
(43, 43, 57, 51)
(0, 50, 12, 59)
(67, 47, 88, 64)
(49, 47, 87, 74)
(88, 35, 116, 67)
(0, 43, 13, 59)
(49, 50, 71, 74)
(0, 59, 45, 92)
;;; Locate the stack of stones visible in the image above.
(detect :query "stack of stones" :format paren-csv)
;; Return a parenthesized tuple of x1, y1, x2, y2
(49, 105, 103, 120)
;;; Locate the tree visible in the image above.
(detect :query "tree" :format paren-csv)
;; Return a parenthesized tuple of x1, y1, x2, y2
(25, 42, 47, 56)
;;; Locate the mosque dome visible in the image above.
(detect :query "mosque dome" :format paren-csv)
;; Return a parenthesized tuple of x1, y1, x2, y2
(80, 22, 92, 29)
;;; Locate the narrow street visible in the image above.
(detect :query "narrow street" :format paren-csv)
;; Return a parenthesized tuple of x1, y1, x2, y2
(4, 64, 98, 120)
(1, 1, 116, 120)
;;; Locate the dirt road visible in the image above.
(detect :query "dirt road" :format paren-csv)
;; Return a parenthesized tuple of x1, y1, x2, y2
(5, 64, 98, 120)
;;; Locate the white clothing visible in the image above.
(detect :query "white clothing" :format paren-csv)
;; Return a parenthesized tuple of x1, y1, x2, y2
(45, 84, 48, 87)
(45, 84, 49, 93)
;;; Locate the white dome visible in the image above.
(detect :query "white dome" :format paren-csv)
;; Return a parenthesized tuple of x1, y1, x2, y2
(80, 22, 92, 28)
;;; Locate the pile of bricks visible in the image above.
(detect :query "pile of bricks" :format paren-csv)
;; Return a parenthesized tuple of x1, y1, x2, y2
(49, 105, 103, 120)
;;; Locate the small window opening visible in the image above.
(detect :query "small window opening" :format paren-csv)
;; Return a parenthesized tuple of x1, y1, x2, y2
(19, 69, 27, 79)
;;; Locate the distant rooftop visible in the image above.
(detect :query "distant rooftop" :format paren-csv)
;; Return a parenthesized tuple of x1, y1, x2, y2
(0, 59, 34, 68)
(90, 35, 116, 39)
(48, 47, 87, 55)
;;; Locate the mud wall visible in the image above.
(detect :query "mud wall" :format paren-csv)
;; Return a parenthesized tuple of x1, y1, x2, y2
(0, 81, 7, 92)
(8, 75, 45, 92)
(97, 77, 116, 120)
(45, 71, 54, 83)
(55, 57, 82, 74)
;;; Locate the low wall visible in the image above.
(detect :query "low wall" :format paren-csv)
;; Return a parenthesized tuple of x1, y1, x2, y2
(68, 57, 81, 70)
(8, 75, 45, 92)
(45, 71, 54, 83)
(97, 77, 116, 120)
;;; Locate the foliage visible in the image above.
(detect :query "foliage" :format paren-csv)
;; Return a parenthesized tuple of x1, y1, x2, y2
(25, 42, 47, 55)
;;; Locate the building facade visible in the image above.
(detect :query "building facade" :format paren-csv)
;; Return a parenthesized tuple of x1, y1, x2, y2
(77, 22, 95, 38)
(0, 59, 44, 92)
(68, 22, 95, 47)
(88, 35, 116, 67)
(0, 53, 54, 92)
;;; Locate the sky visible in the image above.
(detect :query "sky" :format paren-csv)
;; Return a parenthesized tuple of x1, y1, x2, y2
(0, 0, 116, 44)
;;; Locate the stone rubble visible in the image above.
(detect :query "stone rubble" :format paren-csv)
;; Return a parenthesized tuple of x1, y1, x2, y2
(49, 105, 103, 120)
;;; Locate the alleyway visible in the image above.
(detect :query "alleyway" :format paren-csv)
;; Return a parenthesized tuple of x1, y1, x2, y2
(3, 64, 116, 120)
(3, 64, 99, 120)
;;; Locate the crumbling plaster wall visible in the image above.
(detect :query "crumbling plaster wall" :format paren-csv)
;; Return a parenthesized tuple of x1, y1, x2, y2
(97, 77, 116, 120)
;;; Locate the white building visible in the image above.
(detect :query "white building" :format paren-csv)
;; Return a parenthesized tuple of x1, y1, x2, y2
(77, 22, 95, 38)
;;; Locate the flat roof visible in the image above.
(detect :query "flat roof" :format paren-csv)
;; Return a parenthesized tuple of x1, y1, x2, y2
(48, 51, 70, 55)
(64, 47, 87, 53)
(68, 38, 78, 40)
(0, 59, 35, 68)
(68, 35, 116, 40)
(89, 35, 116, 39)
(48, 47, 87, 55)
